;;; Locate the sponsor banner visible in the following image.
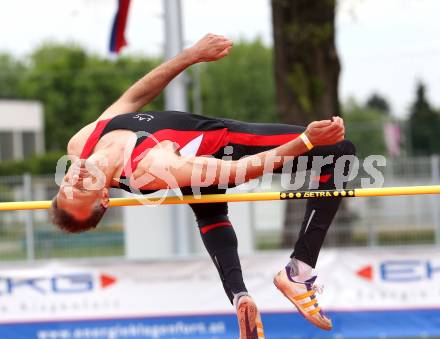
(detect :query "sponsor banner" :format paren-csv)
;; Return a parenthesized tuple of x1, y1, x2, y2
(0, 247, 440, 338)
(316, 246, 440, 311)
(2, 316, 233, 339)
(2, 311, 440, 339)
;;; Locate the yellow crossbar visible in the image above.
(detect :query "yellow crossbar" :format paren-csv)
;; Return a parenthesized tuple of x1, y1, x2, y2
(1, 185, 440, 211)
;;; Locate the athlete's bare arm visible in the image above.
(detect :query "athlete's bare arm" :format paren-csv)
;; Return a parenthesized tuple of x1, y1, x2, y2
(67, 34, 232, 155)
(100, 34, 233, 119)
(134, 118, 345, 190)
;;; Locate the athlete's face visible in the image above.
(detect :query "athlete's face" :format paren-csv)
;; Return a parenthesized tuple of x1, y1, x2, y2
(57, 162, 109, 220)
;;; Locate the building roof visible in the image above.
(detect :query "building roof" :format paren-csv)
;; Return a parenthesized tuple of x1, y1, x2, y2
(0, 100, 43, 131)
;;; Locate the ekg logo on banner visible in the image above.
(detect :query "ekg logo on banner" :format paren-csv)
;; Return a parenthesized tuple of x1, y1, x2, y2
(356, 260, 440, 282)
(0, 272, 117, 296)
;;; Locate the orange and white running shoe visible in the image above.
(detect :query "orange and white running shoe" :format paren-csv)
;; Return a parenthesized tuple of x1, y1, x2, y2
(273, 268, 332, 331)
(235, 294, 265, 339)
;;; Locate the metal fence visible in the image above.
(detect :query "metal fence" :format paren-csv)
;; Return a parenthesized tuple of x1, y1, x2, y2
(0, 155, 439, 262)
(254, 155, 440, 250)
(0, 175, 124, 261)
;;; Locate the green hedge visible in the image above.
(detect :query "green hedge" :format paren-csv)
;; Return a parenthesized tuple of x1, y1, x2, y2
(0, 151, 66, 176)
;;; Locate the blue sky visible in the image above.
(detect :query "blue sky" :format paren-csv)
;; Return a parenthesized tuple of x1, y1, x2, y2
(0, 0, 439, 117)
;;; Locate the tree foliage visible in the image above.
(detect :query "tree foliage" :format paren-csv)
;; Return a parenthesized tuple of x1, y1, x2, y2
(199, 38, 276, 122)
(343, 98, 386, 157)
(408, 82, 440, 155)
(18, 44, 161, 150)
(0, 54, 25, 99)
(0, 151, 65, 176)
(366, 93, 390, 114)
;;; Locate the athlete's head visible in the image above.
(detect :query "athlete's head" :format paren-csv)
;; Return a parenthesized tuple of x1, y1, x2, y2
(51, 160, 109, 233)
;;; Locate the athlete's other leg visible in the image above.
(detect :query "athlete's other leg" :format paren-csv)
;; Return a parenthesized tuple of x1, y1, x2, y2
(289, 141, 356, 270)
(180, 186, 265, 338)
(272, 139, 355, 331)
(180, 186, 245, 302)
(221, 119, 356, 330)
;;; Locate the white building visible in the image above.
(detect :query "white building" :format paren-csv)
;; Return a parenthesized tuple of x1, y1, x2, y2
(0, 100, 44, 161)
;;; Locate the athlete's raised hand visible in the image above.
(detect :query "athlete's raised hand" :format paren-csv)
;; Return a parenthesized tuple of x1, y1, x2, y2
(305, 116, 345, 146)
(188, 34, 233, 63)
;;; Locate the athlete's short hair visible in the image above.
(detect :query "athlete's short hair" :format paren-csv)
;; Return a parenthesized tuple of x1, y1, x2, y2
(50, 197, 107, 233)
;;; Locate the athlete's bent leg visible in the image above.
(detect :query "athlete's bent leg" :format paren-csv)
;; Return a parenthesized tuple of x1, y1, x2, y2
(274, 139, 356, 331)
(291, 139, 357, 268)
(220, 118, 356, 330)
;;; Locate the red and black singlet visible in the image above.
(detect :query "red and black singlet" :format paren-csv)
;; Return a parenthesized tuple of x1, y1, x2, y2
(80, 110, 301, 194)
(80, 111, 230, 193)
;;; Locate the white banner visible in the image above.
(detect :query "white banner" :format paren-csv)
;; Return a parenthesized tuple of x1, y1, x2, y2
(0, 247, 439, 324)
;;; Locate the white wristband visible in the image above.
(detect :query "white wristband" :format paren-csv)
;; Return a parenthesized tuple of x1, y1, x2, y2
(299, 133, 314, 151)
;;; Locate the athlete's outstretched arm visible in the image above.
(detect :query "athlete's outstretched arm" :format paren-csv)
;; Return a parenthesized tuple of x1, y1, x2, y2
(100, 34, 232, 119)
(137, 118, 345, 190)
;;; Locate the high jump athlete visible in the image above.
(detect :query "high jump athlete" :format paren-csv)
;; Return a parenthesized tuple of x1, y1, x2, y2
(51, 34, 355, 337)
